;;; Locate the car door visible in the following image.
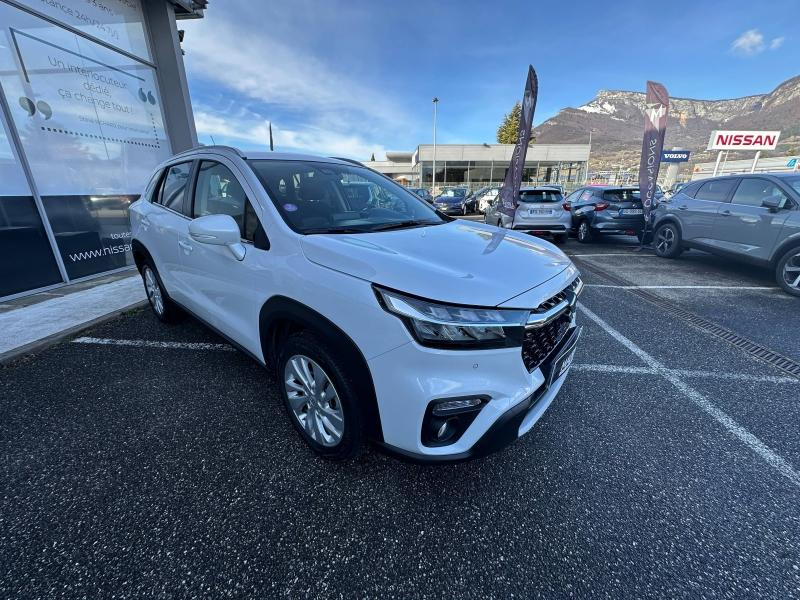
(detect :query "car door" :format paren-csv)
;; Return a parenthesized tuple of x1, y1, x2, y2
(144, 161, 194, 303)
(179, 158, 270, 356)
(710, 177, 793, 261)
(675, 178, 737, 244)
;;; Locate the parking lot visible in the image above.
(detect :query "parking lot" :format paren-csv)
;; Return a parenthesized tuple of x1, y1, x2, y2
(2, 231, 799, 598)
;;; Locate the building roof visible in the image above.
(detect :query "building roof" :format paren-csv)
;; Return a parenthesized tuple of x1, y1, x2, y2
(413, 143, 591, 163)
(171, 0, 207, 19)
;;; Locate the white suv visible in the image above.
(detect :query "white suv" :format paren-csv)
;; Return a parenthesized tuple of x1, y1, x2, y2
(130, 147, 583, 462)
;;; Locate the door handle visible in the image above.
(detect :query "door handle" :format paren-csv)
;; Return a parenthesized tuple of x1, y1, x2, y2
(720, 210, 731, 216)
(677, 205, 688, 210)
(178, 240, 193, 253)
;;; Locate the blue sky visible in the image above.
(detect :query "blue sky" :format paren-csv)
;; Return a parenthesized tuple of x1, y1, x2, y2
(180, 0, 798, 160)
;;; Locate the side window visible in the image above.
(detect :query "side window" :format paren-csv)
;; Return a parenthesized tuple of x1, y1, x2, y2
(695, 179, 737, 203)
(679, 181, 703, 198)
(730, 179, 788, 208)
(158, 162, 192, 213)
(193, 161, 259, 242)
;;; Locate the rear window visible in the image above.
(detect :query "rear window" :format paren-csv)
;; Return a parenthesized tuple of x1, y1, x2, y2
(519, 189, 563, 203)
(603, 189, 640, 202)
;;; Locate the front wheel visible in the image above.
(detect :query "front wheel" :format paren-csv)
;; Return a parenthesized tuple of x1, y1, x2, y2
(462, 204, 468, 216)
(776, 247, 800, 297)
(653, 222, 682, 258)
(576, 221, 594, 243)
(277, 331, 364, 460)
(141, 261, 181, 323)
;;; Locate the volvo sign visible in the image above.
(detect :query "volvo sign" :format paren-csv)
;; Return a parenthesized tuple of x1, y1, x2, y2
(707, 130, 781, 151)
(661, 150, 690, 162)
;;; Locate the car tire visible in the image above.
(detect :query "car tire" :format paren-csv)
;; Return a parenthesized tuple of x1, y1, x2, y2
(462, 204, 468, 216)
(775, 247, 800, 297)
(277, 331, 364, 460)
(553, 233, 567, 244)
(653, 222, 682, 258)
(141, 260, 181, 323)
(576, 220, 594, 244)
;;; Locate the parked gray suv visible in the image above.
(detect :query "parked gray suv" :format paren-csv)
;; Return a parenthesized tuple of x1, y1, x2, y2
(651, 173, 800, 296)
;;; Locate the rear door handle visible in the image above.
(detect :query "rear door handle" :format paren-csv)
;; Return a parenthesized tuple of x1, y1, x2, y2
(720, 210, 731, 216)
(677, 205, 688, 210)
(178, 240, 193, 253)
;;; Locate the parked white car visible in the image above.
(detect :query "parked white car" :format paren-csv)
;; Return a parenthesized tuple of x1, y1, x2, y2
(484, 186, 572, 243)
(130, 147, 583, 462)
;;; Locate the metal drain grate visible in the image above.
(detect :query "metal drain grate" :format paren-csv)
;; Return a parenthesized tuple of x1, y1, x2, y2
(574, 257, 800, 380)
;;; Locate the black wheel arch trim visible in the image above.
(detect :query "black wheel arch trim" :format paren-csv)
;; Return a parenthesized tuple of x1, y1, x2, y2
(770, 236, 800, 267)
(259, 296, 383, 442)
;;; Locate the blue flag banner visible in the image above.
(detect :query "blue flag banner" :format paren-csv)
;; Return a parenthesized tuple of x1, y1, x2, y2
(638, 81, 669, 223)
(498, 65, 538, 218)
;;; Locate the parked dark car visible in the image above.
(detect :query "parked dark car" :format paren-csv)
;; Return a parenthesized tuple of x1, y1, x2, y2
(652, 173, 800, 296)
(407, 187, 433, 203)
(566, 186, 645, 243)
(433, 187, 468, 215)
(461, 190, 479, 214)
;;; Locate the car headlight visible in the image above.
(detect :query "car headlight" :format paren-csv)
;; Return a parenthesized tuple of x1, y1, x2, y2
(374, 287, 528, 349)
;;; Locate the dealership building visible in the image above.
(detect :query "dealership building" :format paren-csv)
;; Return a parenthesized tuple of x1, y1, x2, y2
(364, 143, 591, 190)
(0, 0, 205, 300)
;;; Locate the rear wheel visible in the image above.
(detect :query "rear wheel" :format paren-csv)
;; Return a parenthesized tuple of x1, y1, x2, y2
(141, 260, 181, 323)
(576, 220, 594, 243)
(653, 222, 682, 258)
(776, 247, 800, 297)
(277, 331, 364, 460)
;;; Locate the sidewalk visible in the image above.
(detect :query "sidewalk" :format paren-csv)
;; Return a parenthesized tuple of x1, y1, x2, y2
(0, 270, 146, 363)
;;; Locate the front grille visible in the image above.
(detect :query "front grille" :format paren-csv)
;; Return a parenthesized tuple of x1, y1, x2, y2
(521, 313, 572, 371)
(522, 278, 580, 372)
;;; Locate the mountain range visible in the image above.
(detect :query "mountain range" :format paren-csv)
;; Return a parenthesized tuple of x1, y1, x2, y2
(532, 75, 800, 174)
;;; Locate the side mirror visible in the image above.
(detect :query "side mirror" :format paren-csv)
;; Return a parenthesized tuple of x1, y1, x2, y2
(761, 196, 784, 212)
(189, 214, 246, 260)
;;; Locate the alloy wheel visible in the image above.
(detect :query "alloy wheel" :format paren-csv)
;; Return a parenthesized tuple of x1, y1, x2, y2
(656, 226, 675, 254)
(284, 355, 344, 447)
(578, 222, 589, 241)
(143, 266, 164, 316)
(783, 251, 800, 290)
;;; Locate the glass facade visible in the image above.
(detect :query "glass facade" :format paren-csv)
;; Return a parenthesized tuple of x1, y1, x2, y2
(0, 0, 174, 298)
(419, 160, 586, 188)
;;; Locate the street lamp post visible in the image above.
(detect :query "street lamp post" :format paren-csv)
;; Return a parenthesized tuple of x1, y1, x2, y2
(431, 97, 439, 195)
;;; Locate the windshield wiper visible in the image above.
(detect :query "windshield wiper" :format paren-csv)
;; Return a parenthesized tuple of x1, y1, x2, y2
(369, 220, 442, 232)
(303, 226, 369, 234)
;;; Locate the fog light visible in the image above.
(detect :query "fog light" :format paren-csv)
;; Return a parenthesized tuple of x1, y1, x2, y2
(432, 397, 483, 416)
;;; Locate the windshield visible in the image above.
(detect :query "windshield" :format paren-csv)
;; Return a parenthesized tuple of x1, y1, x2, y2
(248, 160, 448, 234)
(519, 189, 563, 203)
(439, 189, 466, 198)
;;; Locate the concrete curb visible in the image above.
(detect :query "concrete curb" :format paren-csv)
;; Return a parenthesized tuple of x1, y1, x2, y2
(0, 301, 147, 366)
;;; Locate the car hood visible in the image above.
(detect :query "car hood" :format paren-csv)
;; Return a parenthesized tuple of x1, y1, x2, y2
(299, 221, 575, 307)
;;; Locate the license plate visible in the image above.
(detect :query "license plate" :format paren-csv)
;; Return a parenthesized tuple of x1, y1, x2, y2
(546, 326, 582, 387)
(529, 209, 552, 216)
(620, 208, 643, 215)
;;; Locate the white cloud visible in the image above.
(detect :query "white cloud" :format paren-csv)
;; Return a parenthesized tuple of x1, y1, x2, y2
(193, 109, 386, 160)
(731, 29, 765, 55)
(180, 10, 405, 160)
(770, 36, 785, 50)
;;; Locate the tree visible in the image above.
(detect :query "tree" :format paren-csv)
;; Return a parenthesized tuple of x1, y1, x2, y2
(496, 101, 536, 145)
(370, 152, 376, 162)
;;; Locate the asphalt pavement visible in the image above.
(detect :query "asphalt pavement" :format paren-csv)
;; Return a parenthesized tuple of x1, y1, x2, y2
(1, 229, 799, 599)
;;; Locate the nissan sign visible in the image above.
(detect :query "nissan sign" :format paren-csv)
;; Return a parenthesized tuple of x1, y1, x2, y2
(707, 130, 781, 151)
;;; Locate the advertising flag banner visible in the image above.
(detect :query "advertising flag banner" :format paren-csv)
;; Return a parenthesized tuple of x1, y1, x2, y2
(498, 65, 538, 218)
(638, 81, 669, 222)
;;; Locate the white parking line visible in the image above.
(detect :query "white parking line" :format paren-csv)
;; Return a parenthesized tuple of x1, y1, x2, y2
(572, 363, 800, 384)
(578, 303, 800, 489)
(72, 337, 235, 351)
(584, 284, 776, 290)
(568, 253, 656, 258)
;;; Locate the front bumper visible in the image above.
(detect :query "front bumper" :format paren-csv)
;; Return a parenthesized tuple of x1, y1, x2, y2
(368, 305, 581, 462)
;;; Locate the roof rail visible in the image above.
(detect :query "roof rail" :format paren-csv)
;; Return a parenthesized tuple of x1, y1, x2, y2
(171, 145, 246, 159)
(329, 156, 365, 167)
